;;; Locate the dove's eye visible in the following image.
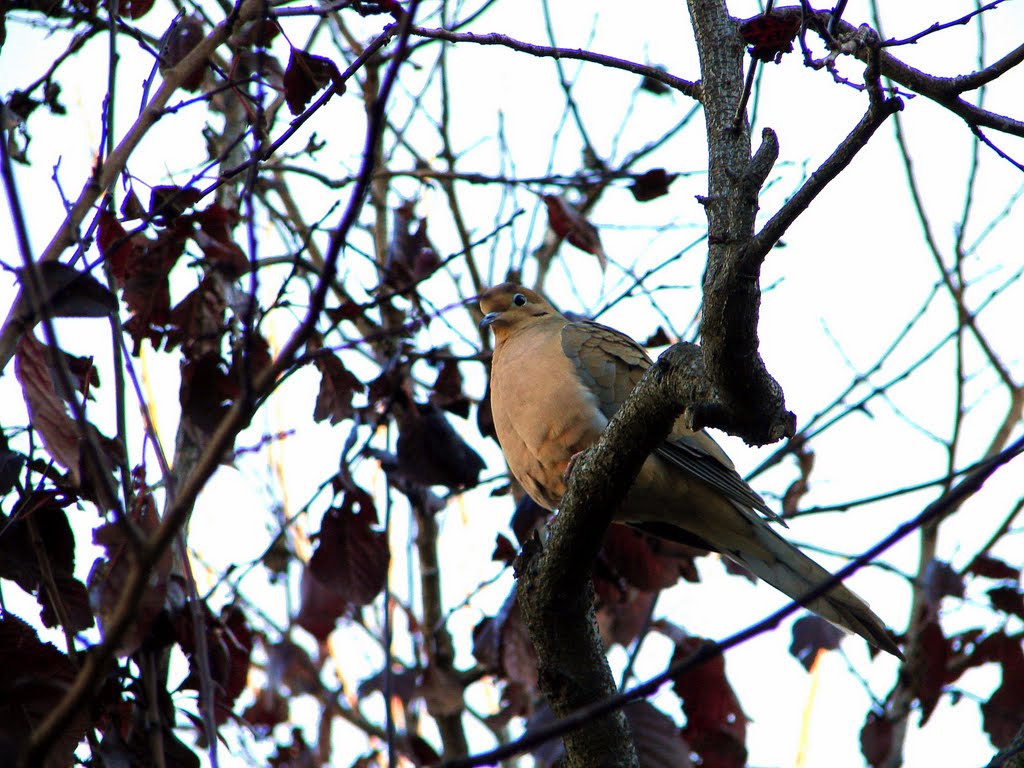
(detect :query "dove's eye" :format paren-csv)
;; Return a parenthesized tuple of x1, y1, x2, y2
(512, 293, 527, 306)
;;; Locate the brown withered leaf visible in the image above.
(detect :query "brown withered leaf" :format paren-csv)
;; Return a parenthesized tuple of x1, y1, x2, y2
(166, 275, 227, 357)
(0, 613, 85, 767)
(428, 358, 470, 418)
(149, 185, 203, 225)
(283, 48, 341, 115)
(477, 377, 496, 439)
(510, 494, 549, 545)
(540, 194, 607, 272)
(193, 203, 248, 277)
(492, 533, 517, 565)
(88, 468, 172, 655)
(295, 566, 348, 641)
(395, 402, 485, 490)
(243, 688, 290, 734)
(788, 615, 844, 671)
(383, 201, 440, 292)
(180, 352, 240, 435)
(967, 554, 1020, 582)
(981, 639, 1024, 748)
(308, 333, 365, 424)
(668, 636, 747, 768)
(357, 664, 419, 705)
(988, 585, 1024, 621)
(266, 639, 321, 696)
(922, 558, 965, 615)
(421, 663, 465, 718)
(176, 602, 253, 728)
(472, 591, 538, 692)
(629, 168, 677, 202)
(15, 333, 118, 506)
(782, 445, 814, 516)
(595, 586, 656, 649)
(860, 710, 893, 768)
(913, 615, 950, 725)
(0, 492, 94, 632)
(739, 12, 801, 63)
(601, 526, 687, 591)
(158, 14, 207, 91)
(627, 700, 692, 768)
(13, 261, 117, 324)
(309, 491, 389, 605)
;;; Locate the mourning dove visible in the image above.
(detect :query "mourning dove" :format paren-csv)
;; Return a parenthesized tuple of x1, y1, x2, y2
(480, 282, 902, 658)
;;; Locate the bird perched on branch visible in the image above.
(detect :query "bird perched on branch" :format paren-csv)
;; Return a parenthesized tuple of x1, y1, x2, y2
(479, 282, 902, 658)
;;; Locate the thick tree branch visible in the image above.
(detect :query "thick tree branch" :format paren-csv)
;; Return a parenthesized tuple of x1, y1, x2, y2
(688, 0, 795, 444)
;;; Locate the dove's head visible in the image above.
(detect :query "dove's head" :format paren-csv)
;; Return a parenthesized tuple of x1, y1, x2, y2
(479, 283, 560, 338)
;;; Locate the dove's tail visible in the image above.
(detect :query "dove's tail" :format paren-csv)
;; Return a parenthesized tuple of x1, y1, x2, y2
(716, 512, 904, 659)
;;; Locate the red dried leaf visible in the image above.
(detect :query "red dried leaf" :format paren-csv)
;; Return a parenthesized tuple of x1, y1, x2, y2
(629, 168, 676, 202)
(541, 194, 607, 271)
(601, 526, 688, 591)
(477, 378, 496, 439)
(0, 613, 85, 765)
(122, 0, 154, 20)
(283, 48, 340, 115)
(266, 639, 321, 696)
(296, 566, 348, 641)
(988, 585, 1024, 620)
(981, 640, 1024, 748)
(510, 494, 549, 545)
(913, 617, 951, 725)
(16, 333, 84, 484)
(394, 403, 485, 490)
(166, 275, 227, 357)
(782, 445, 814, 516)
(97, 210, 135, 283)
(967, 554, 1020, 582)
(309, 493, 389, 605)
(492, 533, 517, 565)
(357, 664, 419, 704)
(788, 615, 843, 671)
(88, 469, 171, 654)
(627, 700, 692, 768)
(149, 185, 203, 224)
(429, 358, 470, 418)
(193, 203, 248, 276)
(472, 591, 538, 692)
(383, 201, 440, 291)
(421, 663, 465, 718)
(596, 586, 656, 648)
(180, 353, 240, 435)
(177, 603, 254, 727)
(740, 12, 801, 63)
(243, 688, 289, 733)
(309, 334, 365, 425)
(15, 261, 117, 322)
(923, 558, 965, 614)
(669, 636, 747, 768)
(158, 14, 207, 91)
(860, 710, 893, 768)
(643, 326, 671, 347)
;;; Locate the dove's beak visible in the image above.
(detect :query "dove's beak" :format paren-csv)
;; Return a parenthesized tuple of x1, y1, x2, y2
(480, 312, 500, 329)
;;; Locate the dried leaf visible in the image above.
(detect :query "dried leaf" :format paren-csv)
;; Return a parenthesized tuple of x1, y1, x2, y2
(158, 14, 207, 91)
(283, 48, 341, 115)
(669, 636, 747, 768)
(788, 615, 843, 671)
(492, 533, 517, 565)
(428, 358, 470, 418)
(630, 168, 676, 202)
(0, 613, 84, 767)
(967, 554, 1020, 582)
(309, 334, 365, 425)
(988, 585, 1024, 621)
(295, 566, 348, 641)
(394, 403, 485, 490)
(14, 261, 117, 323)
(309, 492, 389, 605)
(541, 194, 607, 271)
(739, 12, 801, 63)
(860, 710, 893, 768)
